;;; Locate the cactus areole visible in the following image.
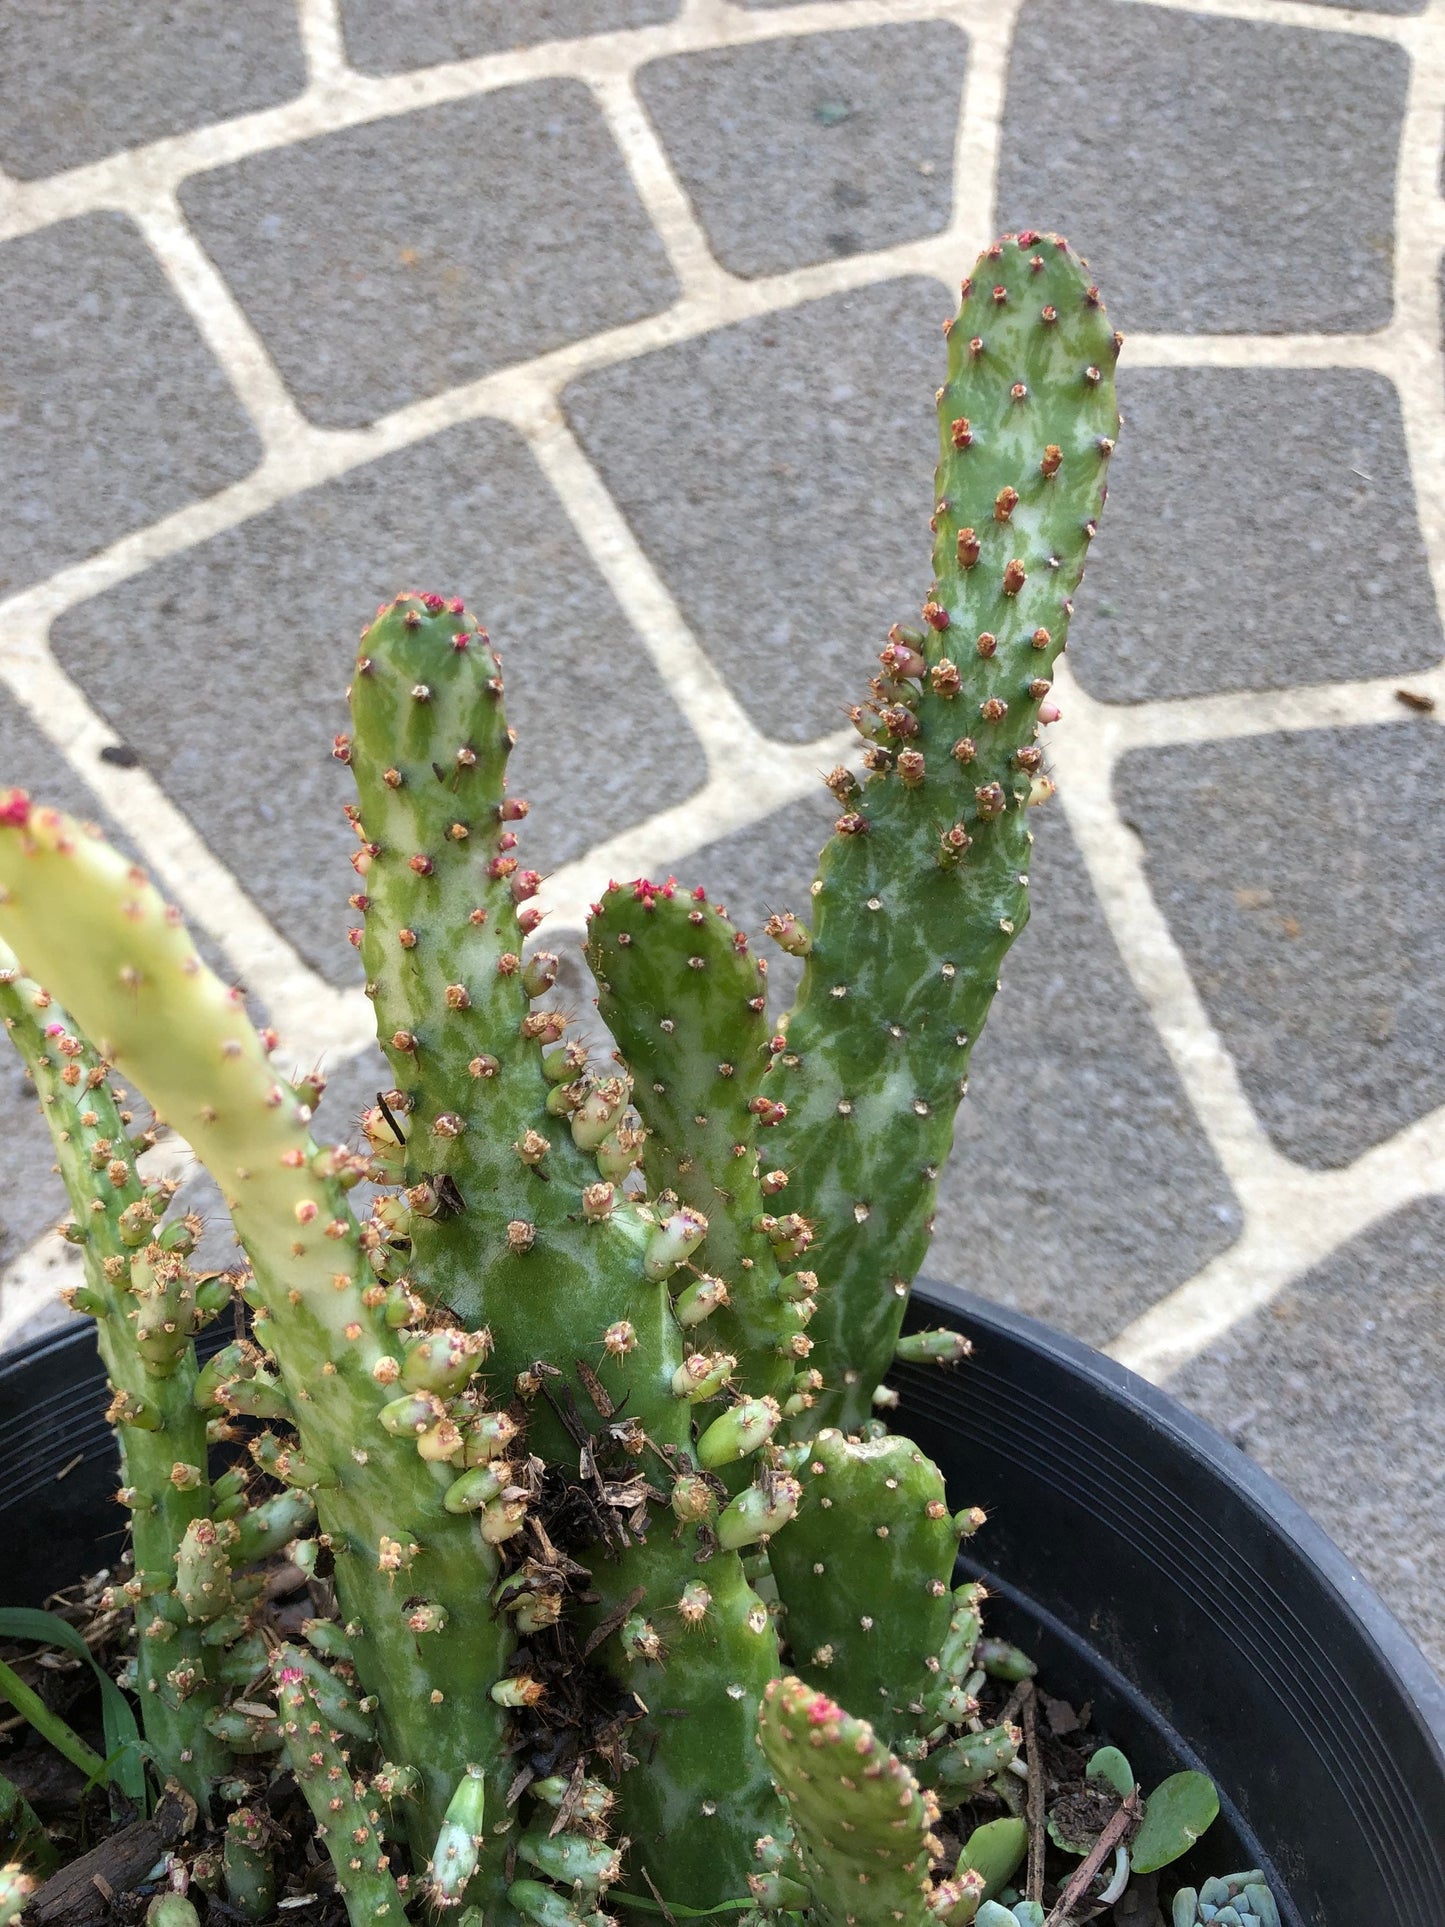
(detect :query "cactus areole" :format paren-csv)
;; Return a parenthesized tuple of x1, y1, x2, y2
(0, 238, 1263, 1926)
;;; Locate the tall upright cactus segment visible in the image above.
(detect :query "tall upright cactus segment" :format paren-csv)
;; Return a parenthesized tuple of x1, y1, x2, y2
(757, 1678, 940, 1927)
(0, 801, 513, 1906)
(0, 950, 229, 1804)
(586, 879, 810, 1401)
(343, 592, 568, 1321)
(345, 600, 790, 1906)
(766, 235, 1120, 1428)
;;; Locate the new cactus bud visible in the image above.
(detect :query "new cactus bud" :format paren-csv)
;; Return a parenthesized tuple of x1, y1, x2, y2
(429, 1764, 487, 1906)
(764, 912, 812, 957)
(570, 1078, 629, 1151)
(223, 1807, 275, 1923)
(401, 1327, 485, 1396)
(517, 1831, 621, 1903)
(645, 1207, 709, 1280)
(922, 1724, 1020, 1803)
(698, 1397, 782, 1467)
(491, 1674, 546, 1708)
(896, 1328, 973, 1366)
(716, 1471, 802, 1550)
(673, 1350, 736, 1401)
(673, 1272, 729, 1326)
(620, 1613, 664, 1662)
(671, 1472, 720, 1524)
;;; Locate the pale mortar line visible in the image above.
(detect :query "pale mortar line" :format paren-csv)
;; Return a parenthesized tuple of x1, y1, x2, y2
(127, 191, 318, 456)
(0, 630, 360, 1058)
(1115, 0, 1416, 42)
(518, 400, 774, 772)
(943, 0, 1024, 261)
(1044, 658, 1289, 1203)
(296, 0, 350, 87)
(536, 728, 856, 935)
(0, 0, 998, 248)
(1085, 668, 1445, 753)
(1384, 3, 1445, 642)
(0, 234, 960, 644)
(1121, 329, 1395, 370)
(584, 69, 737, 302)
(1108, 1099, 1445, 1381)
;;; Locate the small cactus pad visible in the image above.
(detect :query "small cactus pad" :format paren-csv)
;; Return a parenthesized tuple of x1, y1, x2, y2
(273, 1647, 409, 1923)
(765, 233, 1119, 1429)
(767, 1429, 960, 1745)
(587, 877, 808, 1395)
(758, 1677, 939, 1927)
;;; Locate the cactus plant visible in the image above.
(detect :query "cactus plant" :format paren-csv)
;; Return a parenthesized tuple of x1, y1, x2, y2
(0, 235, 1221, 1924)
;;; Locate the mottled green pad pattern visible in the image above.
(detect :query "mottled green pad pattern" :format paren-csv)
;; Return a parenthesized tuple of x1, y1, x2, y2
(0, 949, 228, 1804)
(587, 877, 808, 1396)
(348, 604, 791, 1904)
(0, 804, 513, 1899)
(766, 234, 1119, 1430)
(273, 1646, 408, 1925)
(758, 1677, 938, 1927)
(347, 590, 580, 1322)
(767, 1430, 958, 1746)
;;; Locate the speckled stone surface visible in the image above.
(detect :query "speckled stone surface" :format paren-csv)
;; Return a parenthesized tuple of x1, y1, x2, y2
(1116, 723, 1445, 1169)
(0, 0, 304, 180)
(1079, 368, 1443, 702)
(50, 417, 703, 987)
(636, 25, 967, 277)
(339, 0, 681, 71)
(180, 87, 678, 429)
(564, 277, 945, 740)
(997, 0, 1406, 333)
(0, 213, 261, 598)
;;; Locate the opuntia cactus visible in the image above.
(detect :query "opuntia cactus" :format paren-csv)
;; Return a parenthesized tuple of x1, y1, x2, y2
(0, 236, 1220, 1927)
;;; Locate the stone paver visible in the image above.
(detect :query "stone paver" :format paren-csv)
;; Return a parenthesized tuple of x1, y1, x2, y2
(0, 1, 304, 181)
(997, 0, 1406, 333)
(0, 213, 261, 599)
(340, 0, 681, 72)
(636, 26, 967, 278)
(50, 418, 703, 987)
(681, 794, 1238, 1338)
(1115, 723, 1445, 1170)
(1080, 369, 1442, 703)
(180, 88, 677, 429)
(564, 277, 943, 740)
(1, 0, 1442, 1674)
(1173, 1197, 1445, 1677)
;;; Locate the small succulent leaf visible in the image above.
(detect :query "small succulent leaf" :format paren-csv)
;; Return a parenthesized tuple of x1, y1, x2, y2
(1131, 1771, 1221, 1873)
(957, 1817, 1028, 1901)
(1085, 1744, 1135, 1797)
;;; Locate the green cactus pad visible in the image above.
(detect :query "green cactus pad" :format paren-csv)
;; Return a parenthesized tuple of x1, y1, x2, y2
(757, 1676, 939, 1927)
(586, 878, 808, 1395)
(764, 232, 1119, 1428)
(766, 1429, 959, 1744)
(346, 591, 588, 1320)
(0, 803, 514, 1898)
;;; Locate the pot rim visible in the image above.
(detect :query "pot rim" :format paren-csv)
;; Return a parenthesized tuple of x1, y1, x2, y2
(912, 1275, 1445, 1756)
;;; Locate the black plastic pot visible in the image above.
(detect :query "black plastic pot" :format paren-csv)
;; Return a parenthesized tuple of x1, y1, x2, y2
(3, 1290, 1443, 1923)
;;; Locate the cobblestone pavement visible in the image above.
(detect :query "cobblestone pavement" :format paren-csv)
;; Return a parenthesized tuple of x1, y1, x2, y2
(1, 0, 1443, 1670)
